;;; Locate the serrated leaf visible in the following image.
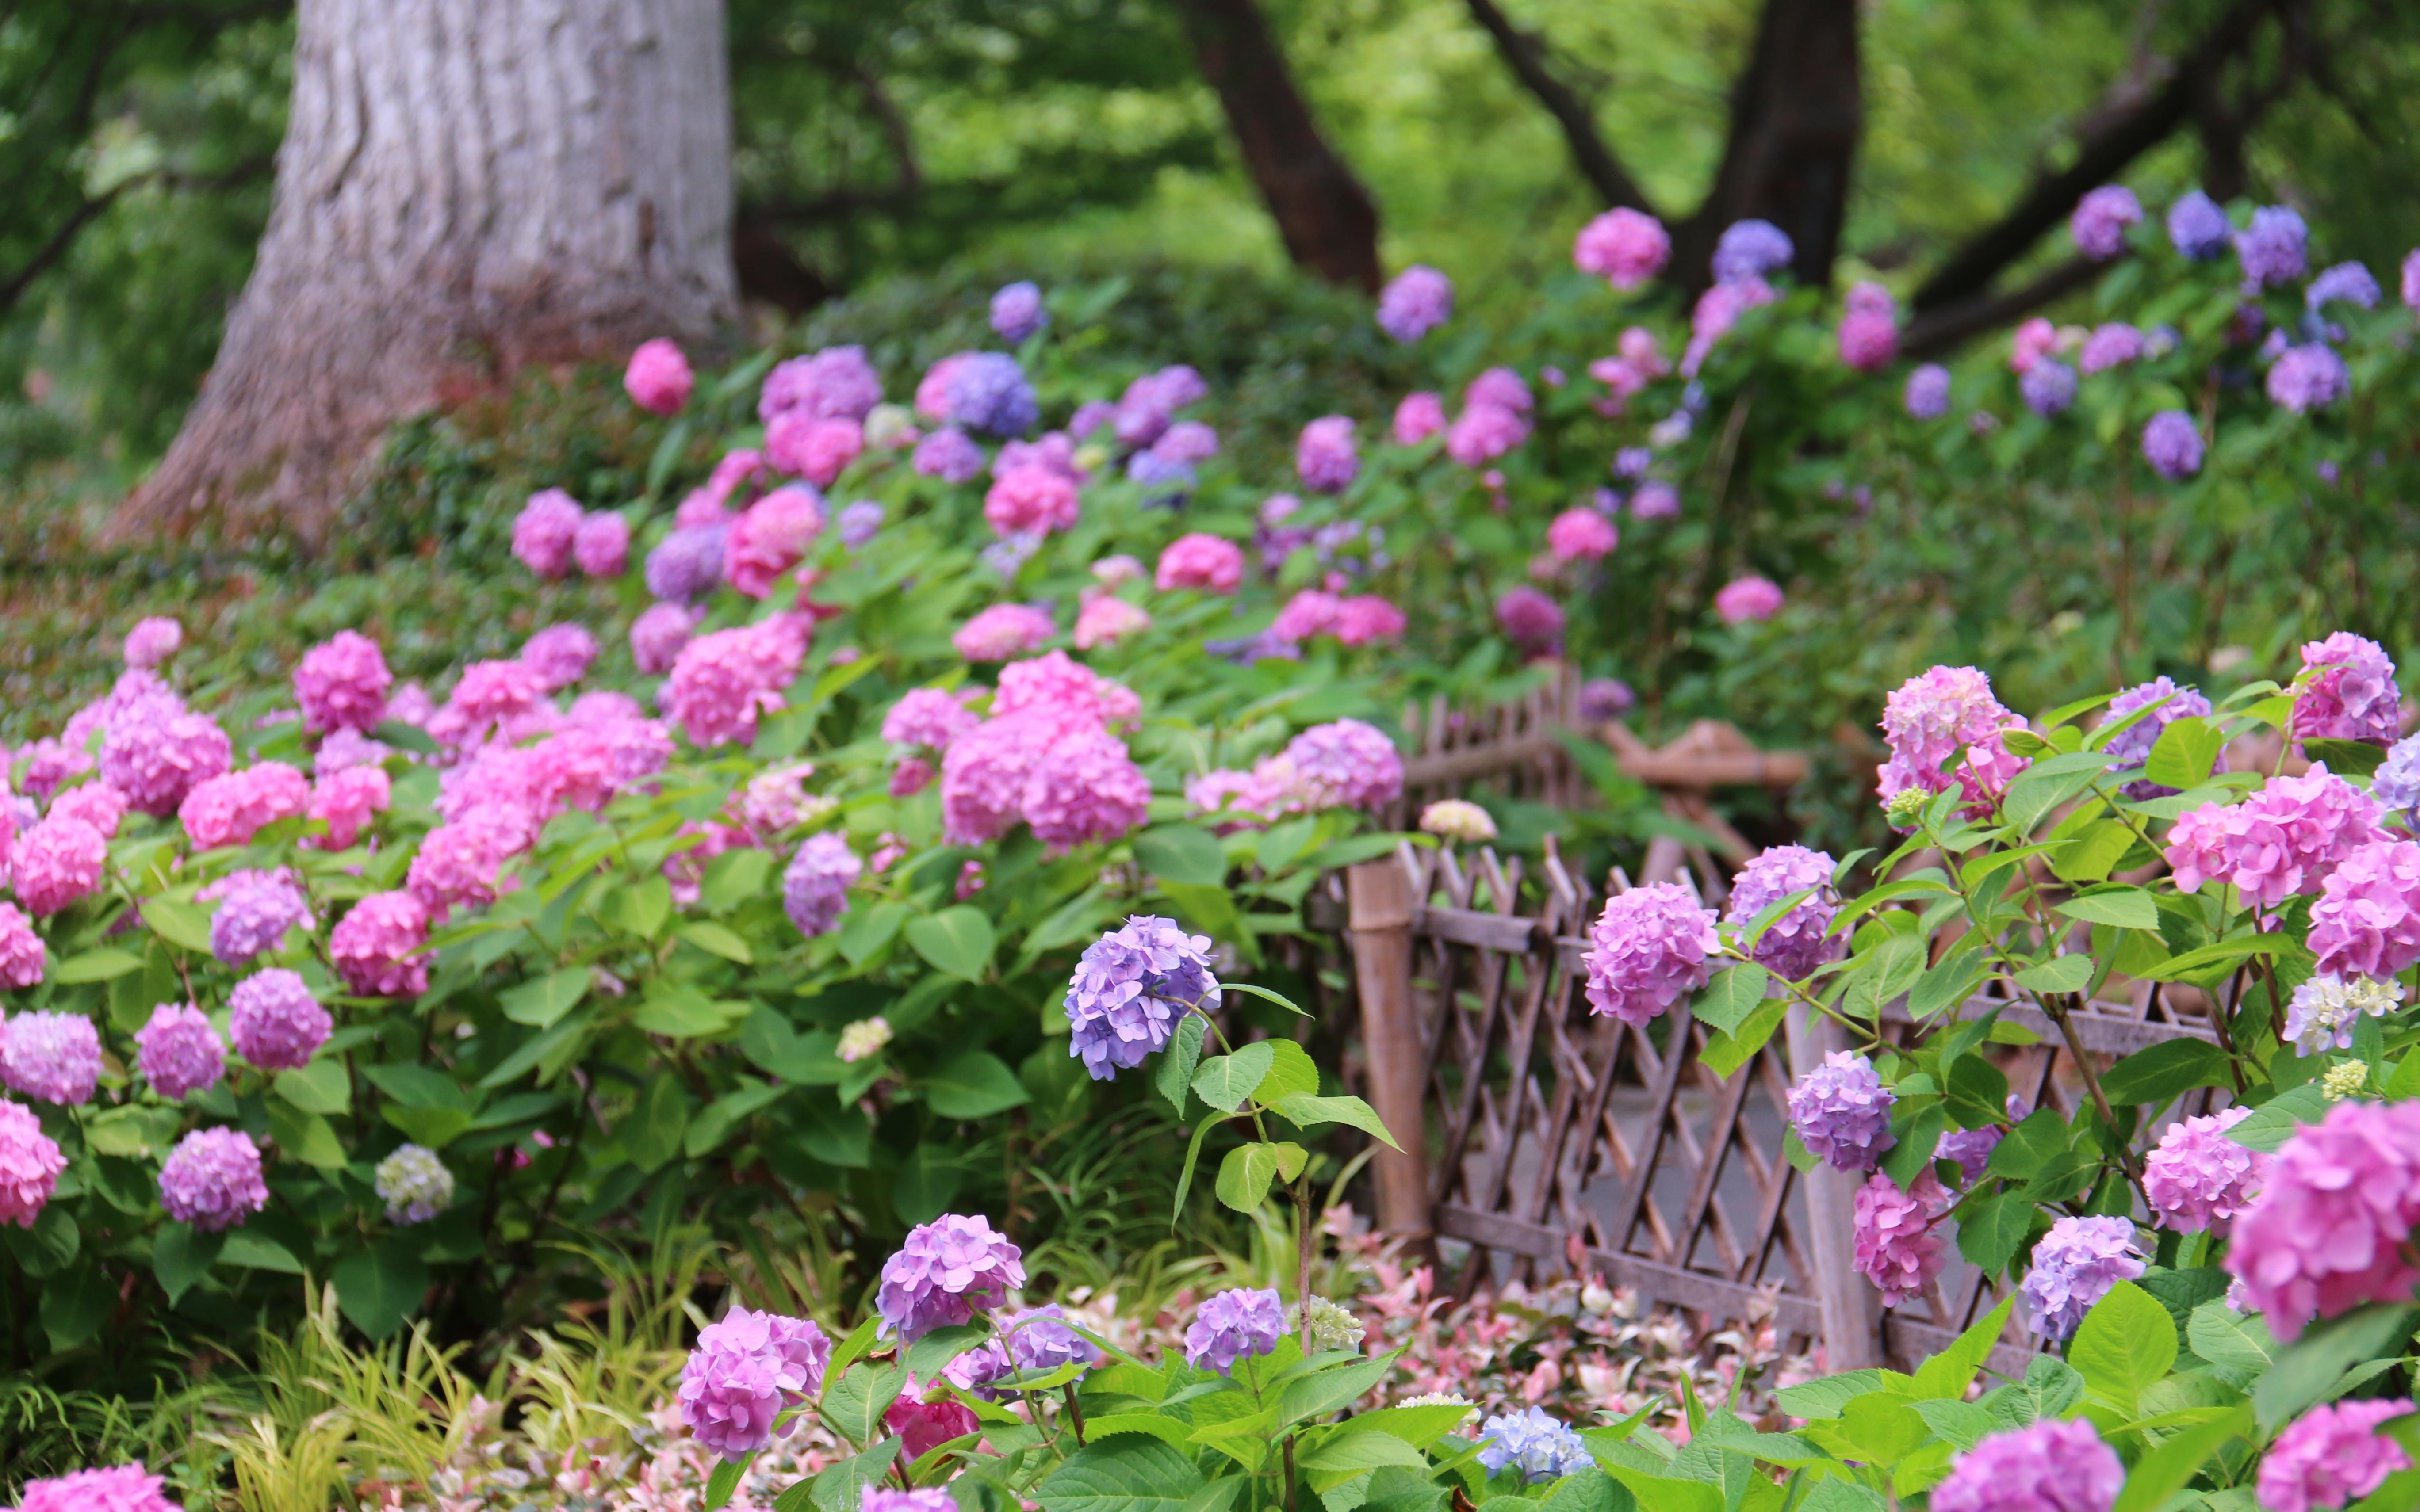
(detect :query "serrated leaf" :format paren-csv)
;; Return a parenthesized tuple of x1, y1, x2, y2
(502, 966, 590, 1028)
(1191, 1042, 1275, 1112)
(1694, 965, 1770, 1033)
(1256, 1040, 1321, 1104)
(2188, 1302, 2277, 1390)
(2056, 888, 2160, 930)
(2228, 1084, 2327, 1152)
(1270, 1092, 1400, 1149)
(1157, 1014, 1207, 1120)
(1134, 825, 1229, 887)
(820, 1362, 907, 1448)
(906, 907, 996, 982)
(678, 921, 754, 962)
(2142, 717, 2225, 791)
(2099, 1039, 2231, 1106)
(144, 898, 214, 954)
(1214, 1140, 1305, 1212)
(923, 1051, 1031, 1119)
(1036, 1436, 1206, 1512)
(2012, 954, 2094, 994)
(2070, 1281, 2176, 1415)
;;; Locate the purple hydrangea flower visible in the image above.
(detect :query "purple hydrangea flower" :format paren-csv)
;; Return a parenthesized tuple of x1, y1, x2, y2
(914, 427, 988, 484)
(228, 967, 333, 1070)
(875, 1213, 1025, 1340)
(1932, 1420, 2123, 1512)
(760, 346, 882, 424)
(207, 870, 315, 966)
(645, 523, 731, 604)
(2374, 734, 2420, 820)
(2020, 358, 2078, 416)
(952, 1303, 1105, 1398)
(1578, 678, 1635, 722)
(2021, 1215, 2145, 1340)
(2102, 676, 2215, 798)
(1064, 916, 1216, 1081)
(2259, 1400, 2415, 1512)
(1285, 718, 1405, 811)
(781, 832, 861, 940)
(1296, 416, 1359, 493)
(2142, 410, 2204, 480)
(837, 501, 885, 548)
(946, 353, 1038, 439)
(2307, 262, 2381, 311)
(1936, 1125, 2004, 1184)
(2070, 185, 2143, 260)
(2268, 343, 2351, 413)
(991, 281, 1049, 344)
(1126, 450, 1196, 502)
(134, 1001, 225, 1101)
(1582, 884, 1720, 1027)
(1788, 1051, 1894, 1171)
(864, 1493, 957, 1512)
(1184, 1286, 1286, 1372)
(1726, 844, 1840, 980)
(2168, 191, 2231, 260)
(2143, 1107, 2265, 1234)
(1904, 364, 1951, 419)
(1153, 420, 1219, 464)
(2077, 322, 2144, 374)
(1377, 264, 1454, 343)
(1, 1011, 101, 1105)
(158, 1126, 268, 1231)
(1476, 1406, 1592, 1482)
(2238, 206, 2309, 290)
(678, 1306, 831, 1460)
(1711, 220, 1794, 283)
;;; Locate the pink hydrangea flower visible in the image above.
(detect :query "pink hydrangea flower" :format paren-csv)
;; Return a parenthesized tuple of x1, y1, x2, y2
(307, 764, 390, 851)
(2309, 838, 2420, 980)
(663, 617, 812, 747)
(2259, 1400, 2415, 1512)
(14, 1466, 180, 1512)
(574, 511, 632, 577)
(49, 781, 126, 838)
(1715, 575, 1784, 623)
(1854, 1167, 1947, 1305)
(1727, 843, 1840, 981)
(2226, 1099, 2420, 1339)
(953, 603, 1056, 663)
(875, 1213, 1026, 1340)
(1377, 264, 1453, 342)
(178, 763, 310, 850)
(100, 695, 232, 817)
(227, 969, 328, 1071)
(1875, 665, 2030, 823)
(1683, 275, 1778, 375)
(1156, 534, 1245, 594)
(940, 714, 1047, 845)
(330, 891, 430, 998)
(2165, 769, 2384, 912)
(407, 817, 519, 920)
(2009, 317, 2059, 373)
(1573, 208, 1670, 289)
(1297, 416, 1359, 493)
(1496, 587, 1565, 653)
(293, 630, 392, 735)
(983, 465, 1080, 538)
(2294, 632, 2401, 746)
(1631, 481, 1680, 519)
(1271, 590, 1343, 644)
(1446, 404, 1528, 468)
(1393, 392, 1446, 446)
(1286, 718, 1403, 810)
(135, 1001, 225, 1100)
(630, 602, 700, 675)
(1582, 883, 1720, 1027)
(1933, 1420, 2122, 1512)
(1023, 726, 1152, 852)
(762, 345, 882, 424)
(513, 489, 585, 578)
(882, 687, 981, 752)
(624, 337, 693, 415)
(2, 1010, 100, 1103)
(123, 617, 181, 669)
(1074, 595, 1151, 650)
(0, 1100, 65, 1228)
(1547, 508, 1618, 563)
(996, 651, 1139, 730)
(1334, 596, 1407, 647)
(2143, 1107, 2265, 1234)
(1836, 283, 1899, 370)
(15, 817, 107, 916)
(767, 412, 864, 488)
(522, 623, 598, 693)
(426, 660, 548, 755)
(678, 1306, 831, 1460)
(724, 485, 827, 599)
(158, 1126, 266, 1231)
(0, 903, 43, 989)
(1790, 1050, 1894, 1170)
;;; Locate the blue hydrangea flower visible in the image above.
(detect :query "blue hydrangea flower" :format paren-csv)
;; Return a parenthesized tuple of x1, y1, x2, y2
(1787, 1050, 1895, 1172)
(2022, 1216, 2145, 1340)
(2373, 733, 2420, 821)
(1477, 1406, 1593, 1482)
(1064, 916, 1216, 1080)
(945, 353, 1039, 438)
(2166, 190, 2230, 260)
(1711, 220, 1793, 284)
(990, 282, 1049, 344)
(1183, 1287, 1285, 1373)
(2236, 206, 2309, 290)
(2020, 359, 2078, 416)
(2307, 262, 2381, 312)
(2102, 676, 2215, 798)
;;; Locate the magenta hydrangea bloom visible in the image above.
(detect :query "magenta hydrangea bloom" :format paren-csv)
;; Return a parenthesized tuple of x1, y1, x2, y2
(1497, 587, 1565, 653)
(1024, 725, 1151, 852)
(2143, 1107, 2265, 1235)
(664, 617, 812, 748)
(134, 1001, 225, 1101)
(2, 1010, 97, 1106)
(1377, 264, 1453, 342)
(179, 762, 310, 851)
(881, 687, 980, 753)
(158, 1125, 267, 1231)
(2165, 769, 2383, 911)
(1064, 916, 1215, 1080)
(1904, 364, 1951, 419)
(1876, 664, 2029, 824)
(1580, 679, 1635, 722)
(1583, 883, 1720, 1027)
(629, 602, 700, 675)
(724, 484, 827, 600)
(2022, 1215, 2145, 1340)
(522, 623, 598, 693)
(330, 891, 430, 998)
(1293, 414, 1360, 493)
(2405, 249, 2420, 313)
(624, 338, 693, 415)
(1151, 420, 1219, 466)
(1284, 718, 1403, 811)
(1933, 1420, 2122, 1512)
(2228, 1100, 2420, 1338)
(1712, 220, 1793, 283)
(2259, 1399, 2415, 1512)
(1836, 282, 1898, 370)
(228, 970, 332, 1073)
(2309, 839, 2420, 981)
(1393, 392, 1446, 446)
(513, 489, 585, 578)
(307, 765, 390, 851)
(940, 715, 1045, 845)
(1156, 533, 1245, 593)
(781, 832, 861, 939)
(0, 904, 43, 990)
(983, 465, 1080, 538)
(2143, 410, 2204, 480)
(875, 1213, 1026, 1340)
(0, 1100, 65, 1228)
(2078, 322, 2144, 374)
(865, 1489, 957, 1512)
(1547, 508, 1618, 564)
(2070, 185, 2143, 259)
(1727, 844, 1839, 981)
(761, 345, 881, 424)
(2295, 632, 2401, 745)
(49, 781, 126, 840)
(1683, 275, 1779, 375)
(1074, 595, 1150, 650)
(1788, 1051, 1893, 1171)
(1185, 1286, 1287, 1372)
(2269, 344, 2351, 413)
(100, 696, 232, 818)
(678, 1306, 830, 1460)
(996, 650, 1139, 729)
(1574, 209, 1669, 289)
(953, 603, 1056, 664)
(1715, 576, 1784, 624)
(2103, 675, 2216, 798)
(766, 413, 862, 488)
(1336, 596, 1407, 647)
(14, 817, 105, 917)
(1853, 1168, 1945, 1306)
(13, 1465, 180, 1512)
(124, 617, 181, 669)
(293, 630, 392, 735)
(573, 511, 631, 577)
(2237, 205, 2309, 289)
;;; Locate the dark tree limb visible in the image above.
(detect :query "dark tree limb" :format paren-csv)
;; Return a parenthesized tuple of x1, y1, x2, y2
(1899, 256, 2103, 359)
(1459, 0, 1658, 214)
(1672, 0, 1862, 290)
(1172, 0, 1382, 293)
(731, 208, 835, 318)
(1912, 0, 2294, 313)
(0, 157, 272, 314)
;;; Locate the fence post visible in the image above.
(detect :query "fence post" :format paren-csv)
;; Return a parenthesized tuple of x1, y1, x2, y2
(1347, 858, 1432, 1251)
(1787, 1004, 1882, 1369)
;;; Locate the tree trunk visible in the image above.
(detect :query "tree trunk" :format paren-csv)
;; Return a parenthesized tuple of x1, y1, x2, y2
(1173, 0, 1383, 294)
(120, 0, 738, 543)
(1673, 0, 1862, 291)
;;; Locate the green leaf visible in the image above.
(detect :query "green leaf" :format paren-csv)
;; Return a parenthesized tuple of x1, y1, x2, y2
(2142, 716, 2225, 791)
(2113, 1405, 2253, 1512)
(2304, 739, 2389, 779)
(2012, 954, 2093, 994)
(820, 1362, 907, 1448)
(625, 1073, 690, 1172)
(478, 1007, 594, 1089)
(2001, 752, 2122, 834)
(2137, 935, 2286, 984)
(1954, 1190, 2035, 1277)
(54, 949, 143, 984)
(821, 1316, 880, 1393)
(1191, 1042, 1275, 1112)
(1298, 1432, 1430, 1475)
(265, 1099, 348, 1168)
(383, 1104, 475, 1149)
(1909, 1399, 1997, 1451)
(1911, 1296, 2018, 1401)
(143, 898, 214, 954)
(923, 1051, 1032, 1119)
(2048, 821, 2137, 885)
(632, 986, 740, 1038)
(2069, 1281, 2177, 1415)
(906, 907, 996, 982)
(221, 1230, 304, 1273)
(1694, 965, 1770, 1034)
(1157, 1014, 1207, 1120)
(1772, 1371, 1886, 1420)
(894, 1141, 964, 1224)
(1157, 881, 1243, 947)
(2228, 1084, 2328, 1153)
(607, 876, 674, 939)
(1214, 1140, 1306, 1212)
(1986, 1108, 2072, 1181)
(705, 1455, 752, 1512)
(2252, 1305, 2419, 1429)
(272, 1058, 351, 1115)
(1271, 1092, 1401, 1149)
(152, 1223, 224, 1304)
(1274, 1352, 1398, 1428)
(836, 900, 908, 965)
(1945, 1054, 2011, 1130)
(373, 719, 441, 756)
(1036, 1436, 1207, 1512)
(678, 921, 754, 963)
(2188, 1301, 2278, 1390)
(2, 1203, 77, 1276)
(2099, 1039, 2232, 1107)
(332, 1240, 429, 1339)
(906, 1325, 993, 1383)
(1171, 1116, 1220, 1223)
(1700, 998, 1787, 1078)
(1134, 825, 1229, 887)
(800, 1438, 900, 1512)
(1256, 1039, 1321, 1104)
(500, 966, 591, 1028)
(2056, 888, 2160, 930)
(42, 1265, 113, 1351)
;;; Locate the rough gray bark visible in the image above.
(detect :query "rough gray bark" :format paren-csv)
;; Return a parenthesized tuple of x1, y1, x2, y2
(122, 0, 737, 542)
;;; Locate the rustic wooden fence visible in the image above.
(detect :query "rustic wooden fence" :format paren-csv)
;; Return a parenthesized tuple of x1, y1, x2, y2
(1308, 682, 2225, 1372)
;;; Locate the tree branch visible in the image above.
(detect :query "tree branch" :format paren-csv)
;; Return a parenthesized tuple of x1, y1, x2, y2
(1899, 256, 2103, 359)
(1912, 0, 2292, 313)
(1459, 0, 1658, 214)
(0, 157, 271, 314)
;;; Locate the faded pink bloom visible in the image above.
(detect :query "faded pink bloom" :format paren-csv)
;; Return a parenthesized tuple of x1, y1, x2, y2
(624, 339, 694, 415)
(1156, 534, 1245, 594)
(1393, 392, 1446, 446)
(953, 603, 1056, 663)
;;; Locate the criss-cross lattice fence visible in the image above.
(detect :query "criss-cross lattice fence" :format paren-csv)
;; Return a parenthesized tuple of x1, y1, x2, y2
(1320, 843, 2227, 1374)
